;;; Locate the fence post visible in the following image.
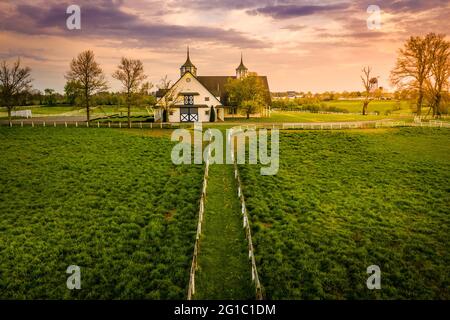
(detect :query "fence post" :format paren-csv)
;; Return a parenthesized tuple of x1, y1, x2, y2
(97, 122, 100, 128)
(43, 121, 45, 127)
(65, 122, 67, 128)
(21, 121, 23, 127)
(76, 122, 78, 127)
(32, 121, 34, 127)
(54, 122, 56, 127)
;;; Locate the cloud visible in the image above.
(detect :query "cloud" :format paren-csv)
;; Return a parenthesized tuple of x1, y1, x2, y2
(248, 2, 351, 19)
(0, 0, 266, 48)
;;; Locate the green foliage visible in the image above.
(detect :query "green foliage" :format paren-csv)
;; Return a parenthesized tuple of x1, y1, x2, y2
(209, 106, 216, 122)
(64, 80, 81, 105)
(0, 128, 204, 299)
(239, 128, 450, 299)
(226, 76, 268, 117)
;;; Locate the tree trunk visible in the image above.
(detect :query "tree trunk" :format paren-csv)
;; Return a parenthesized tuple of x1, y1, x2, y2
(362, 101, 369, 115)
(86, 97, 91, 127)
(246, 112, 250, 119)
(8, 107, 11, 126)
(127, 95, 131, 129)
(417, 90, 423, 116)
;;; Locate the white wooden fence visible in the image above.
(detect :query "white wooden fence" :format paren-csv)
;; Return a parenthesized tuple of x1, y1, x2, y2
(187, 134, 212, 300)
(11, 110, 32, 118)
(229, 128, 264, 300)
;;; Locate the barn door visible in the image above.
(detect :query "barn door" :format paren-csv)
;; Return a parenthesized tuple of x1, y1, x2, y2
(180, 107, 199, 122)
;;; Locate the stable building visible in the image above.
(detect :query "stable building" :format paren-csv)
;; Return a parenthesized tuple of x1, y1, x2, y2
(155, 48, 270, 123)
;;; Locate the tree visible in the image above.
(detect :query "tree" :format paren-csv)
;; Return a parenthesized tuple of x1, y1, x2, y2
(44, 88, 56, 106)
(425, 33, 450, 117)
(64, 80, 81, 105)
(112, 57, 147, 128)
(225, 75, 268, 119)
(0, 58, 32, 125)
(209, 106, 216, 122)
(360, 66, 378, 115)
(65, 50, 107, 125)
(390, 35, 434, 116)
(156, 75, 182, 122)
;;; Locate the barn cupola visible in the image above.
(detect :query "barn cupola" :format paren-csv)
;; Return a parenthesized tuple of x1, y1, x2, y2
(180, 46, 197, 77)
(236, 53, 248, 79)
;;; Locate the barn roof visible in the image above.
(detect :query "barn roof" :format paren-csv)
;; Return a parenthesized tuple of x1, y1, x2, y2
(197, 75, 271, 105)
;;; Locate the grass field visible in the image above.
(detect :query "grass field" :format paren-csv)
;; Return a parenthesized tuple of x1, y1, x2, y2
(225, 111, 407, 123)
(0, 105, 152, 119)
(238, 128, 450, 299)
(194, 164, 254, 299)
(323, 100, 411, 114)
(0, 127, 204, 299)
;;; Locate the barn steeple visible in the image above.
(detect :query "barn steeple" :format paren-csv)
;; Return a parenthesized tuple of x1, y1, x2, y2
(180, 46, 197, 77)
(236, 52, 248, 79)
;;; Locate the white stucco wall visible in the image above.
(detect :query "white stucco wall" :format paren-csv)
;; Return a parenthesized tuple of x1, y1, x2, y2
(156, 72, 223, 122)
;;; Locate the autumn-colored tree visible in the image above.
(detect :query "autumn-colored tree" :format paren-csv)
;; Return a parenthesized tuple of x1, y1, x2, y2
(66, 50, 108, 125)
(112, 57, 147, 128)
(0, 58, 32, 125)
(390, 35, 434, 116)
(425, 33, 450, 117)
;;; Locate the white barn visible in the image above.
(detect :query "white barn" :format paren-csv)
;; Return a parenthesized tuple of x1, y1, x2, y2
(155, 48, 271, 123)
(155, 48, 224, 123)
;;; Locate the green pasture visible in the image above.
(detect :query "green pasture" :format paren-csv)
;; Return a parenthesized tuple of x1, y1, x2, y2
(239, 128, 450, 299)
(0, 127, 203, 299)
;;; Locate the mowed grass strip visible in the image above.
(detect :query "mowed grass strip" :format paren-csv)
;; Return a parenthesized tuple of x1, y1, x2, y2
(239, 127, 450, 299)
(194, 164, 254, 299)
(0, 127, 204, 299)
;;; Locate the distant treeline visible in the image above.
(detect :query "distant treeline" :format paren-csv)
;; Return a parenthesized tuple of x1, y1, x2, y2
(11, 89, 157, 107)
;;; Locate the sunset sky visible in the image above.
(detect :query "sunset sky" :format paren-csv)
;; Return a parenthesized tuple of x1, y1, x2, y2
(1, 0, 449, 93)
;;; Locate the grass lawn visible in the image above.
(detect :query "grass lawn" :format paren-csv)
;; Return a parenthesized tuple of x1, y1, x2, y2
(0, 127, 204, 299)
(238, 127, 450, 299)
(226, 111, 411, 123)
(323, 100, 411, 114)
(0, 105, 152, 119)
(194, 164, 254, 299)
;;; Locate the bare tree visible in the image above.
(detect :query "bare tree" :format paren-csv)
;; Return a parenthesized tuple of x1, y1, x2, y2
(112, 57, 147, 128)
(390, 35, 434, 116)
(360, 66, 377, 115)
(156, 75, 182, 122)
(0, 58, 32, 125)
(65, 50, 107, 125)
(425, 33, 450, 117)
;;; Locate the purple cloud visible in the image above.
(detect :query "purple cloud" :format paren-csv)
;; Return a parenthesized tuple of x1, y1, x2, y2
(0, 0, 266, 48)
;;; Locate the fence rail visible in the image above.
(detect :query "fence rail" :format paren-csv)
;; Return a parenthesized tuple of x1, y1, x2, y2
(187, 135, 212, 300)
(2, 120, 449, 130)
(229, 128, 264, 300)
(0, 120, 188, 129)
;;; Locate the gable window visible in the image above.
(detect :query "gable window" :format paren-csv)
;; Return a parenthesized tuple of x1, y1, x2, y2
(205, 97, 210, 102)
(184, 95, 194, 105)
